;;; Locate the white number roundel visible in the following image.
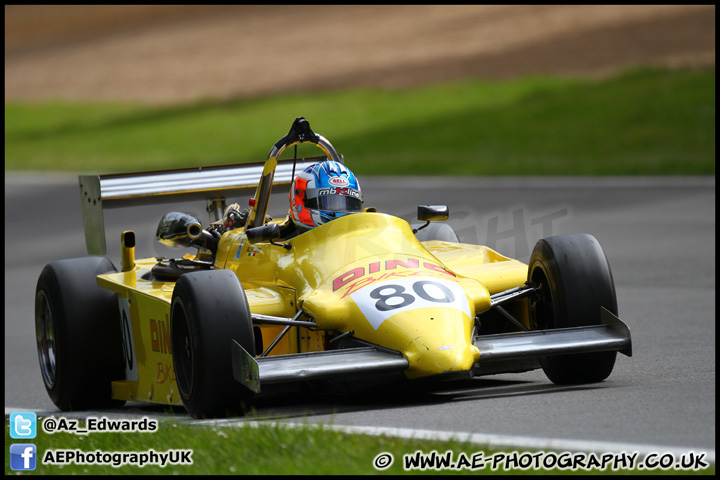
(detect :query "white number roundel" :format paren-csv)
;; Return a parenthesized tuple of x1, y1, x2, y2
(350, 277, 471, 330)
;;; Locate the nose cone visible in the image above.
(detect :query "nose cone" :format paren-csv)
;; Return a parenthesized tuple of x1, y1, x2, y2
(329, 267, 485, 380)
(375, 307, 480, 379)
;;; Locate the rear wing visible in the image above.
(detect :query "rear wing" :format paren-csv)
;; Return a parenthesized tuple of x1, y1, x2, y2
(79, 157, 322, 255)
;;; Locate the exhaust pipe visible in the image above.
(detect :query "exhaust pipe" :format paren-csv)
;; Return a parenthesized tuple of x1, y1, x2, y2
(156, 212, 218, 253)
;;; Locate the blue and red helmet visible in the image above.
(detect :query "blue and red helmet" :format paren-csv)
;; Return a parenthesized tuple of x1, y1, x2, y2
(290, 160, 363, 229)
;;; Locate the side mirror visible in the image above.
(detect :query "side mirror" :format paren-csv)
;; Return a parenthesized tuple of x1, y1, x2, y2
(414, 205, 449, 235)
(418, 205, 449, 222)
(246, 223, 291, 250)
(246, 223, 281, 244)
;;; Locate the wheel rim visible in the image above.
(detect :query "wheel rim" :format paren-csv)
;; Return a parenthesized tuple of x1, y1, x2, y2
(171, 302, 194, 398)
(35, 290, 56, 388)
(530, 266, 555, 330)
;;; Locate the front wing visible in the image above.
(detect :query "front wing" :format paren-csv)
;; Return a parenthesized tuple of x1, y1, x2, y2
(232, 307, 631, 392)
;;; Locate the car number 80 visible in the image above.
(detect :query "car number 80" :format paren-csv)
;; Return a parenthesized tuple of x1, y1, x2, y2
(351, 277, 471, 330)
(370, 280, 456, 311)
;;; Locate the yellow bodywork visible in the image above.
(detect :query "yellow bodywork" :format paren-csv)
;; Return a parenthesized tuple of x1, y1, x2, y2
(99, 212, 528, 404)
(98, 263, 179, 405)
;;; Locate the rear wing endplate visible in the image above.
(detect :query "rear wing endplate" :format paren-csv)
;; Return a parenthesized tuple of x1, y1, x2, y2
(79, 157, 321, 255)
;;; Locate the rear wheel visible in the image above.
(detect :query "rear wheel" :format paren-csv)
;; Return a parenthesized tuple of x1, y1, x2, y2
(35, 257, 126, 410)
(170, 270, 256, 418)
(528, 234, 618, 384)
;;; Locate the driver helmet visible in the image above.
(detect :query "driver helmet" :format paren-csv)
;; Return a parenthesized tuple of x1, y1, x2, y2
(290, 160, 363, 229)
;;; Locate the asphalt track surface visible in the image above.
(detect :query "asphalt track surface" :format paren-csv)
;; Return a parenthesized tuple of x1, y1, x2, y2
(4, 173, 715, 457)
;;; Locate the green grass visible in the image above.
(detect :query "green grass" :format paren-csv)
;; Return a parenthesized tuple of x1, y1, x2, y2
(4, 68, 715, 175)
(5, 418, 714, 475)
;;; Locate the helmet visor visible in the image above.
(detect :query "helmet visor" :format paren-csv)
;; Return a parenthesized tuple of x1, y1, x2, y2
(317, 194, 363, 213)
(306, 187, 363, 213)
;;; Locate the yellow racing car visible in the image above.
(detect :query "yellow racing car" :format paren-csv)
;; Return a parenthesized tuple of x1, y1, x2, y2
(35, 117, 632, 418)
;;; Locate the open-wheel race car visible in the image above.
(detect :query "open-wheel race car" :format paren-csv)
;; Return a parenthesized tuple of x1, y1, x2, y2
(35, 117, 632, 418)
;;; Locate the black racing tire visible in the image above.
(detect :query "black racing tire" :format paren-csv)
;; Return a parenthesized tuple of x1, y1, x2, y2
(170, 270, 256, 418)
(35, 257, 126, 410)
(412, 222, 460, 243)
(528, 234, 618, 384)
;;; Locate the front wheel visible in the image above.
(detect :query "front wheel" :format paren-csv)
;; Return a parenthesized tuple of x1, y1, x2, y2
(528, 234, 618, 384)
(170, 270, 256, 418)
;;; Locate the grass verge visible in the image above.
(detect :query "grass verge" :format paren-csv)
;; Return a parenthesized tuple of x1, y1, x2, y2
(4, 68, 715, 175)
